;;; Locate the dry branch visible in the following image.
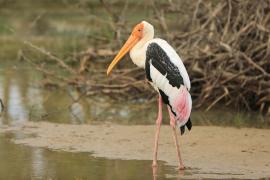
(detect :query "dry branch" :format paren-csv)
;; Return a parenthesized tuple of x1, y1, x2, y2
(24, 41, 77, 75)
(24, 0, 270, 115)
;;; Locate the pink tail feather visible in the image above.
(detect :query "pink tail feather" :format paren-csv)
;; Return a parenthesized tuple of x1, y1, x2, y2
(173, 86, 192, 126)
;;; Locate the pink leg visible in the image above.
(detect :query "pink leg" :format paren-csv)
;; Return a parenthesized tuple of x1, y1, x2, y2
(152, 95, 163, 167)
(152, 165, 157, 180)
(167, 106, 185, 170)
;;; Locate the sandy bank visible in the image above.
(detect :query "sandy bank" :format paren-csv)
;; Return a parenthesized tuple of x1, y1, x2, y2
(1, 122, 270, 179)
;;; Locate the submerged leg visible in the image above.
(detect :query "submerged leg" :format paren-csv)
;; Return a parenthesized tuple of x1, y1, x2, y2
(152, 95, 163, 167)
(167, 106, 185, 170)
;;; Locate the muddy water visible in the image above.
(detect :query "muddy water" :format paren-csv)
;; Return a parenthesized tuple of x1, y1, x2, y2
(0, 133, 177, 180)
(0, 61, 269, 179)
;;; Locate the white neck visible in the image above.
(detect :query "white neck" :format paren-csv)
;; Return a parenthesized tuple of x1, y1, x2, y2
(129, 25, 154, 69)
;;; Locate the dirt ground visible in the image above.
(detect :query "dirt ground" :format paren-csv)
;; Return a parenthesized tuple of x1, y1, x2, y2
(1, 122, 270, 179)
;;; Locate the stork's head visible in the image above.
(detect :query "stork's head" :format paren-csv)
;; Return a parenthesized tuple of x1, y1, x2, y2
(107, 21, 154, 75)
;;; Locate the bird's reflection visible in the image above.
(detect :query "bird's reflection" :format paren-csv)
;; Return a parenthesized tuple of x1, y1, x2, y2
(152, 165, 186, 180)
(152, 166, 158, 180)
(31, 148, 46, 178)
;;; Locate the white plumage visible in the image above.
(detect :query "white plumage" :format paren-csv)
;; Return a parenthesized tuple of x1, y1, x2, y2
(148, 39, 191, 90)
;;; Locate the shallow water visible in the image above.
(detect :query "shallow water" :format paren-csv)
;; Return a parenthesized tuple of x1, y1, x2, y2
(0, 133, 181, 180)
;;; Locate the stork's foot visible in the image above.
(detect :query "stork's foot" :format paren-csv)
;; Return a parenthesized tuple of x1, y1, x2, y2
(177, 163, 185, 170)
(152, 161, 158, 167)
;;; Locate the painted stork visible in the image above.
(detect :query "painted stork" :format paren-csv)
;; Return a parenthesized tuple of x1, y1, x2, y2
(107, 21, 192, 170)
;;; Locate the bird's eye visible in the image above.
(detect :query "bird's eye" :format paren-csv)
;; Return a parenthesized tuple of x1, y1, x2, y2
(138, 29, 141, 32)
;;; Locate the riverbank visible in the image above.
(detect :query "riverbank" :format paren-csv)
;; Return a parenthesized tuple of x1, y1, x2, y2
(1, 122, 270, 179)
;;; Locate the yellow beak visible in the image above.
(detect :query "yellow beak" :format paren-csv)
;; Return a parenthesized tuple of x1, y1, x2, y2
(107, 34, 139, 75)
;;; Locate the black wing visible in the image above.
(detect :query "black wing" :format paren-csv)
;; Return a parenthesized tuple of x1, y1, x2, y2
(145, 43, 184, 89)
(145, 42, 192, 135)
